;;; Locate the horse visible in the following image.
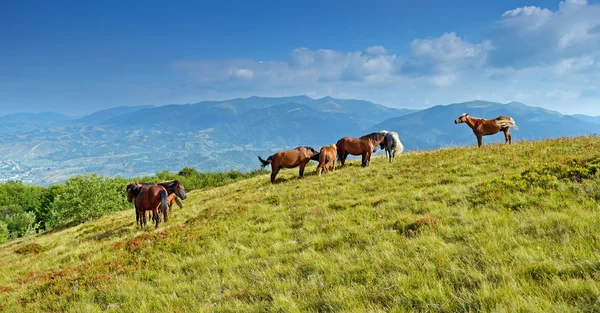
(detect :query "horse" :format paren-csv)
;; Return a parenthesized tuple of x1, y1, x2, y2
(454, 113, 518, 147)
(379, 131, 404, 162)
(336, 132, 386, 167)
(258, 146, 319, 183)
(317, 144, 337, 175)
(126, 183, 168, 229)
(128, 180, 187, 224)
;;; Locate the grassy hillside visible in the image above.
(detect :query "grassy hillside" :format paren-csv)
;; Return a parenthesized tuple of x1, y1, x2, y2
(1, 137, 600, 312)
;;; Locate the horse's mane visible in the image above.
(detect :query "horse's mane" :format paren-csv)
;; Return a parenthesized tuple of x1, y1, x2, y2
(360, 132, 385, 141)
(297, 146, 317, 154)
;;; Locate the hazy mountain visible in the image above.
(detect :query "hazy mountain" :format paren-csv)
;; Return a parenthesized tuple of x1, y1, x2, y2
(0, 111, 71, 134)
(368, 100, 599, 150)
(571, 114, 600, 125)
(0, 96, 414, 185)
(73, 105, 154, 125)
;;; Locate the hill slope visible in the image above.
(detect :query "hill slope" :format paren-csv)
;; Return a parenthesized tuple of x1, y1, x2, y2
(2, 136, 600, 312)
(369, 101, 600, 150)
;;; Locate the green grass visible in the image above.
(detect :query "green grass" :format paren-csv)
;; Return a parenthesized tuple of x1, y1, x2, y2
(1, 136, 600, 312)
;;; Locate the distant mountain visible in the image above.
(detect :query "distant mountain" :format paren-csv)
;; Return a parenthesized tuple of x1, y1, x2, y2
(0, 111, 71, 134)
(0, 96, 415, 185)
(571, 114, 600, 125)
(73, 105, 154, 125)
(100, 96, 416, 132)
(368, 100, 599, 150)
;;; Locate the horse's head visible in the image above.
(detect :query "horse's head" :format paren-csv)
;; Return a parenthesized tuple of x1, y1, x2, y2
(174, 180, 187, 200)
(455, 113, 469, 124)
(126, 183, 142, 202)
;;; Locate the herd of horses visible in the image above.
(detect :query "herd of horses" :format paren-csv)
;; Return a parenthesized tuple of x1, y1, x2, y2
(258, 113, 518, 184)
(125, 113, 517, 229)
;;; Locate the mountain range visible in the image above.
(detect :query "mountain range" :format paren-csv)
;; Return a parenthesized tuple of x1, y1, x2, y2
(0, 96, 597, 185)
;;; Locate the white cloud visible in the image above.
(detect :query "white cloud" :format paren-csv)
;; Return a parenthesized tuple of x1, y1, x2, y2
(230, 68, 254, 80)
(165, 2, 600, 115)
(489, 0, 600, 68)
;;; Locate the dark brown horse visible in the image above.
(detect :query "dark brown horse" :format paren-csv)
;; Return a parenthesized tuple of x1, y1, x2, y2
(258, 146, 319, 183)
(454, 113, 518, 147)
(336, 132, 386, 167)
(130, 180, 187, 223)
(317, 144, 337, 175)
(126, 183, 168, 229)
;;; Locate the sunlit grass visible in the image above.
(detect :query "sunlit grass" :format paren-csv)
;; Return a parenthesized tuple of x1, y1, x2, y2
(1, 136, 600, 312)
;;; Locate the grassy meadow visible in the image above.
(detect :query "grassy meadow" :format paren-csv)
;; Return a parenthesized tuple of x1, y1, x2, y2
(1, 136, 600, 312)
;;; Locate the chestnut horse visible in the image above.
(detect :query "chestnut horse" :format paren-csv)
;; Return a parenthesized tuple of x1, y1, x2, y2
(454, 113, 518, 147)
(336, 132, 386, 167)
(258, 146, 319, 183)
(317, 144, 337, 175)
(138, 180, 186, 211)
(126, 183, 168, 229)
(129, 180, 187, 224)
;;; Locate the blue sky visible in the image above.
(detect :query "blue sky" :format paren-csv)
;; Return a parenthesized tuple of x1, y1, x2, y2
(1, 0, 599, 115)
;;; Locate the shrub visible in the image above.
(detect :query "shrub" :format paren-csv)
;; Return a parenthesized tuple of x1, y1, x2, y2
(0, 221, 8, 244)
(48, 174, 130, 228)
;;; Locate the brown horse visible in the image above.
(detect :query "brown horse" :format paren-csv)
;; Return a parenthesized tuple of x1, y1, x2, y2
(317, 144, 337, 175)
(454, 113, 518, 147)
(336, 132, 386, 167)
(258, 146, 319, 183)
(131, 180, 187, 223)
(126, 183, 168, 229)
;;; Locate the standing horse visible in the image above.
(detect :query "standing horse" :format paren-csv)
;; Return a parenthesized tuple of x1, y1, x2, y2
(128, 180, 187, 224)
(258, 146, 319, 183)
(454, 113, 518, 147)
(127, 183, 168, 229)
(317, 144, 337, 175)
(379, 131, 404, 162)
(336, 132, 386, 167)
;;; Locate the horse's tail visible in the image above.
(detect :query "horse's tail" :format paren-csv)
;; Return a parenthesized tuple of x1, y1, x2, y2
(497, 118, 518, 130)
(135, 205, 139, 224)
(258, 156, 272, 168)
(391, 133, 404, 153)
(508, 118, 519, 130)
(160, 189, 168, 223)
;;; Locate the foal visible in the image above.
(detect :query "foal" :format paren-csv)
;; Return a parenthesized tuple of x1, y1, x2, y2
(454, 113, 518, 147)
(317, 144, 337, 175)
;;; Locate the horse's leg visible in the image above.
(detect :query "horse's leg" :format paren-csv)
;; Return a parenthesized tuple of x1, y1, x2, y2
(503, 129, 509, 144)
(152, 206, 160, 228)
(270, 167, 280, 184)
(361, 153, 367, 167)
(299, 162, 307, 178)
(477, 135, 482, 148)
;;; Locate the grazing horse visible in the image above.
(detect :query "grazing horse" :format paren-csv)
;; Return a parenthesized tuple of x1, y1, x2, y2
(258, 146, 319, 183)
(379, 131, 404, 162)
(336, 132, 386, 167)
(126, 183, 168, 229)
(317, 144, 337, 175)
(454, 113, 518, 147)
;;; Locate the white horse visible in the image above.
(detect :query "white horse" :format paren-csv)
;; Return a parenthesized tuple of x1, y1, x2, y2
(379, 131, 403, 162)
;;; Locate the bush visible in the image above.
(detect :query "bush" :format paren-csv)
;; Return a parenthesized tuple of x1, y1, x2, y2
(0, 221, 8, 244)
(0, 207, 38, 239)
(48, 174, 130, 228)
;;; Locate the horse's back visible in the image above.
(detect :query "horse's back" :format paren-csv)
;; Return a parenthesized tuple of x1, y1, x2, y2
(136, 185, 166, 209)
